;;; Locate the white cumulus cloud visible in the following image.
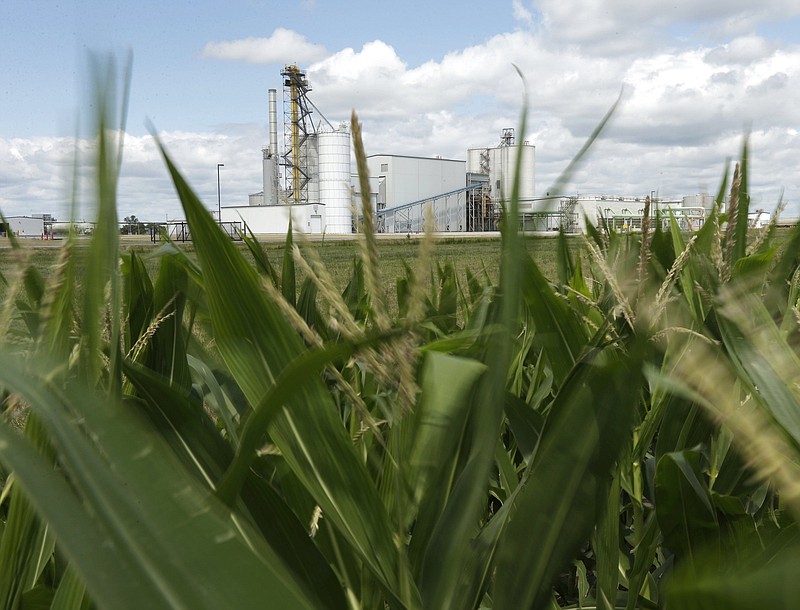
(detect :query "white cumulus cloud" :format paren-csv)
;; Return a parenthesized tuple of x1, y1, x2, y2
(533, 0, 800, 49)
(201, 28, 328, 65)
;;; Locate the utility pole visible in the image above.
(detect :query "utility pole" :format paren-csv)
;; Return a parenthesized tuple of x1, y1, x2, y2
(217, 163, 225, 224)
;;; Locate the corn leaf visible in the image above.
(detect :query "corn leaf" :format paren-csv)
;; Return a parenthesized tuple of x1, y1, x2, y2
(155, 137, 415, 604)
(418, 100, 529, 609)
(595, 466, 621, 610)
(0, 353, 316, 610)
(0, 416, 56, 609)
(520, 254, 587, 386)
(716, 290, 800, 448)
(666, 540, 800, 609)
(654, 450, 719, 565)
(493, 345, 642, 610)
(50, 563, 88, 610)
(123, 360, 347, 610)
(281, 220, 296, 307)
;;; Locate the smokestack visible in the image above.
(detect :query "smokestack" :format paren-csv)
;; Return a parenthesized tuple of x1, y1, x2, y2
(260, 88, 281, 206)
(268, 88, 278, 157)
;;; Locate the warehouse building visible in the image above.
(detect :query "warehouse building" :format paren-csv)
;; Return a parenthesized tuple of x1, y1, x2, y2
(1, 216, 44, 238)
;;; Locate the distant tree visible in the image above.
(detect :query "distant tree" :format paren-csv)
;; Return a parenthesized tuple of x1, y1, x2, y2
(122, 215, 144, 235)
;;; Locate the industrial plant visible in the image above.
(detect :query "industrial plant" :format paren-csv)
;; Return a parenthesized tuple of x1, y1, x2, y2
(220, 65, 553, 235)
(4, 65, 764, 241)
(219, 65, 739, 237)
(214, 65, 744, 235)
(220, 65, 353, 235)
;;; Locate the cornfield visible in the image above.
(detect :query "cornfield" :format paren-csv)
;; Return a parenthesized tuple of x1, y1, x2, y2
(1, 63, 799, 610)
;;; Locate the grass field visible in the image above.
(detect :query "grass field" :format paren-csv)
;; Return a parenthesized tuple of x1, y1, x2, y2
(0, 233, 574, 312)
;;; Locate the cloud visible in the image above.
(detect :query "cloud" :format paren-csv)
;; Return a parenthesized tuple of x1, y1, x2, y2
(0, 128, 269, 222)
(532, 0, 800, 48)
(704, 34, 778, 65)
(512, 0, 535, 25)
(305, 30, 797, 212)
(201, 28, 327, 64)
(307, 32, 624, 128)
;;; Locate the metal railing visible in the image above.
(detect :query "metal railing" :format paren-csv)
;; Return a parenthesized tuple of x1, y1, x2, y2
(150, 222, 243, 243)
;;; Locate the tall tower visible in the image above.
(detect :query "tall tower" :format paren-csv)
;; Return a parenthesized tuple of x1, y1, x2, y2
(281, 65, 313, 204)
(260, 88, 280, 206)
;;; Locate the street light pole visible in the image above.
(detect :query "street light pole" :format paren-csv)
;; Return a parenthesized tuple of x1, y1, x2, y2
(217, 163, 225, 224)
(651, 190, 657, 221)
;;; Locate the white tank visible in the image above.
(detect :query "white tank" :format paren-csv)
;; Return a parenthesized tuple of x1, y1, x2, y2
(467, 148, 484, 174)
(682, 193, 714, 215)
(489, 143, 535, 210)
(303, 134, 319, 204)
(318, 128, 352, 234)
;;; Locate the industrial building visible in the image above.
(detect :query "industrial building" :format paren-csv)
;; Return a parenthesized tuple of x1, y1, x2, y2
(367, 154, 468, 233)
(224, 65, 725, 237)
(222, 66, 353, 235)
(223, 66, 543, 235)
(563, 194, 712, 234)
(1, 216, 44, 238)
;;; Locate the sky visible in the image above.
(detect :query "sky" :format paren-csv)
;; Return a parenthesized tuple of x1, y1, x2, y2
(1, 0, 799, 222)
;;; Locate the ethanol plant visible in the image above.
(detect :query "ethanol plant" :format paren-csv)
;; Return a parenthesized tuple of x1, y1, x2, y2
(225, 66, 710, 236)
(225, 65, 353, 235)
(227, 65, 546, 236)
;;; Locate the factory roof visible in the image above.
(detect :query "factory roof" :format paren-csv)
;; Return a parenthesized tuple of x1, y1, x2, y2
(367, 153, 465, 163)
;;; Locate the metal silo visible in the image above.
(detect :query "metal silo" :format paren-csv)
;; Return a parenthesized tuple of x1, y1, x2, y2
(489, 142, 535, 210)
(467, 148, 487, 174)
(318, 126, 352, 234)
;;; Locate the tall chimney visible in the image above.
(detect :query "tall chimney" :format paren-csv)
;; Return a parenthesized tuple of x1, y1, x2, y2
(268, 88, 278, 157)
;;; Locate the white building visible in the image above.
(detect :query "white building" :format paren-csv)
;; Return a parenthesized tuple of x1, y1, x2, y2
(2, 216, 44, 238)
(220, 203, 325, 235)
(366, 154, 466, 211)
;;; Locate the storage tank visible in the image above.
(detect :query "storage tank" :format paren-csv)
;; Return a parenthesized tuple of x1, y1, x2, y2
(303, 134, 319, 205)
(467, 148, 487, 174)
(261, 88, 280, 206)
(318, 127, 352, 234)
(489, 143, 535, 210)
(682, 193, 714, 216)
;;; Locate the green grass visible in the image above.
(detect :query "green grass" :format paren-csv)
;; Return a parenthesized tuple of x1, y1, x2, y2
(0, 234, 577, 315)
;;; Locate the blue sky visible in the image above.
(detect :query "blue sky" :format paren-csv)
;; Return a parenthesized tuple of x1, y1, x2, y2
(2, 1, 520, 137)
(2, 1, 799, 221)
